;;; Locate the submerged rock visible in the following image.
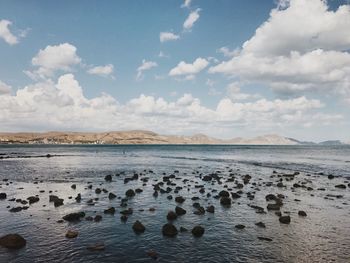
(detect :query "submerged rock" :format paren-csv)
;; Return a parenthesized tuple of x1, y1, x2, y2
(235, 224, 245, 230)
(191, 225, 205, 237)
(162, 223, 178, 237)
(0, 234, 26, 249)
(167, 211, 178, 220)
(65, 230, 78, 238)
(175, 206, 186, 216)
(104, 174, 112, 182)
(87, 242, 105, 251)
(132, 220, 146, 233)
(206, 205, 215, 213)
(104, 207, 116, 215)
(108, 192, 117, 199)
(0, 193, 7, 200)
(126, 189, 135, 198)
(220, 197, 231, 206)
(279, 215, 291, 224)
(258, 236, 273, 242)
(175, 196, 185, 204)
(27, 196, 39, 204)
(63, 212, 85, 222)
(255, 222, 266, 228)
(298, 210, 307, 217)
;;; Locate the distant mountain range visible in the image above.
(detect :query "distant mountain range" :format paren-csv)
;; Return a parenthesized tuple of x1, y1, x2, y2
(0, 131, 348, 145)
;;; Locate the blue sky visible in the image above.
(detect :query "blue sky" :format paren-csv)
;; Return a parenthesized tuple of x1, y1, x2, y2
(0, 0, 350, 141)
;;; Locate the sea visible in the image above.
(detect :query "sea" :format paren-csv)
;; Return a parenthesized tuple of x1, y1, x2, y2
(0, 145, 349, 262)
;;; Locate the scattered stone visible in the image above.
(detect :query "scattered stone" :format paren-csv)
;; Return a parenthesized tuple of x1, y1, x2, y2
(167, 211, 178, 220)
(126, 189, 135, 198)
(175, 196, 185, 203)
(235, 224, 245, 229)
(27, 196, 39, 204)
(279, 215, 291, 224)
(65, 230, 78, 238)
(206, 205, 215, 213)
(0, 234, 26, 249)
(335, 184, 346, 189)
(71, 184, 76, 189)
(220, 197, 231, 206)
(0, 193, 6, 200)
(63, 212, 85, 222)
(162, 223, 178, 237)
(94, 215, 102, 222)
(255, 222, 266, 228)
(104, 207, 116, 215)
(175, 206, 186, 216)
(104, 174, 112, 182)
(191, 225, 205, 237)
(132, 220, 146, 233)
(298, 210, 307, 217)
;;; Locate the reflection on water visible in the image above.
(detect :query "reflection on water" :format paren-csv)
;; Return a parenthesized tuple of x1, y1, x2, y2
(0, 145, 349, 262)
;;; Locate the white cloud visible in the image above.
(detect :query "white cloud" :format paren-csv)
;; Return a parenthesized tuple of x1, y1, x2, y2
(217, 47, 239, 58)
(226, 82, 258, 101)
(0, 20, 18, 45)
(27, 43, 81, 79)
(169, 57, 209, 76)
(0, 73, 341, 137)
(0, 80, 12, 95)
(136, 59, 158, 81)
(209, 0, 350, 102)
(181, 0, 192, 8)
(183, 8, 201, 30)
(87, 64, 114, 78)
(160, 32, 180, 43)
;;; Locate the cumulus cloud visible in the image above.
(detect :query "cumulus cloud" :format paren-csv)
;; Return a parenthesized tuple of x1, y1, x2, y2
(209, 0, 350, 101)
(26, 43, 81, 79)
(160, 32, 180, 43)
(0, 19, 18, 45)
(136, 59, 158, 81)
(87, 64, 114, 78)
(0, 80, 12, 95)
(183, 8, 201, 30)
(0, 73, 341, 137)
(217, 47, 239, 58)
(169, 57, 208, 77)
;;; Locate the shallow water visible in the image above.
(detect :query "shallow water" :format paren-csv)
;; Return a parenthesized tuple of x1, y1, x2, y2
(0, 145, 349, 262)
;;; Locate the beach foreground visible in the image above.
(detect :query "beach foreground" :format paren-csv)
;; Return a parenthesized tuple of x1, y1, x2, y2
(0, 145, 349, 262)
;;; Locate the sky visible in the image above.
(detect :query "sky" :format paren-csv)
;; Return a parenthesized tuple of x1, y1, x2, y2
(0, 0, 350, 142)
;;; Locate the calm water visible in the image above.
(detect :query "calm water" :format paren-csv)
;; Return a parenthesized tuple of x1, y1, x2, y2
(0, 145, 349, 262)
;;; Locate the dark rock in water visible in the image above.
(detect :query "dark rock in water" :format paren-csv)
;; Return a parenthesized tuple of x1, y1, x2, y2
(104, 207, 116, 215)
(120, 208, 133, 215)
(153, 191, 158, 197)
(265, 194, 277, 201)
(231, 192, 241, 199)
(65, 230, 78, 238)
(194, 206, 205, 215)
(191, 225, 205, 237)
(279, 215, 291, 224)
(220, 197, 231, 206)
(54, 199, 64, 207)
(167, 211, 178, 220)
(27, 196, 39, 204)
(63, 212, 85, 222)
(104, 174, 112, 182)
(219, 190, 230, 198)
(108, 193, 117, 199)
(255, 222, 266, 228)
(49, 195, 59, 202)
(175, 206, 186, 216)
(0, 193, 6, 200)
(95, 188, 102, 194)
(85, 216, 93, 221)
(328, 174, 335, 179)
(94, 215, 102, 222)
(126, 189, 135, 197)
(120, 215, 128, 222)
(267, 203, 281, 211)
(258, 236, 272, 241)
(235, 224, 245, 229)
(175, 196, 185, 203)
(71, 184, 76, 189)
(147, 249, 158, 260)
(87, 242, 105, 251)
(335, 184, 346, 189)
(202, 175, 212, 181)
(162, 223, 178, 237)
(132, 220, 146, 233)
(206, 205, 215, 213)
(9, 207, 22, 212)
(298, 210, 307, 217)
(135, 188, 143, 193)
(167, 195, 173, 200)
(75, 193, 81, 202)
(180, 227, 188, 232)
(0, 234, 26, 249)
